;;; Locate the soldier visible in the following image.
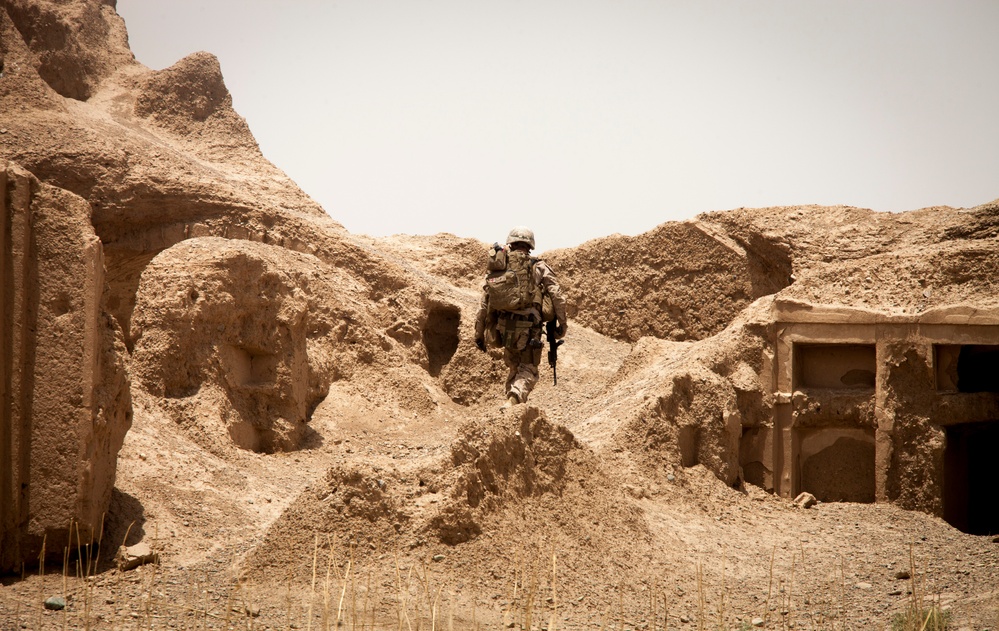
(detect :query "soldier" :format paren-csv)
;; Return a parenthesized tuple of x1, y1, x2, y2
(474, 226, 567, 410)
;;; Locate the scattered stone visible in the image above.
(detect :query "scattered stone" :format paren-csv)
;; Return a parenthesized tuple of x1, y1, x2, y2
(44, 596, 67, 610)
(889, 589, 903, 596)
(115, 542, 159, 571)
(894, 569, 911, 580)
(855, 582, 873, 590)
(793, 492, 817, 509)
(623, 484, 647, 499)
(680, 614, 691, 623)
(752, 617, 765, 627)
(432, 554, 445, 562)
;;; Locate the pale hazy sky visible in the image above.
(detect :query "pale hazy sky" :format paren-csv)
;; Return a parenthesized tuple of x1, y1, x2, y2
(117, 1, 999, 252)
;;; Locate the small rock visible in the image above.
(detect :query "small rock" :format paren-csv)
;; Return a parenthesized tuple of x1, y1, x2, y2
(44, 596, 67, 610)
(432, 554, 445, 562)
(666, 474, 676, 482)
(115, 542, 159, 571)
(623, 484, 647, 499)
(889, 589, 903, 596)
(680, 614, 691, 623)
(752, 617, 765, 627)
(894, 570, 911, 580)
(855, 582, 873, 590)
(793, 492, 817, 509)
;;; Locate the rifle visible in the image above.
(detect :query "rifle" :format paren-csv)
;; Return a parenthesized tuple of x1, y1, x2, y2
(545, 319, 565, 385)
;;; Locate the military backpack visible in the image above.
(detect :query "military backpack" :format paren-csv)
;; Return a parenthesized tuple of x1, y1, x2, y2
(484, 244, 554, 322)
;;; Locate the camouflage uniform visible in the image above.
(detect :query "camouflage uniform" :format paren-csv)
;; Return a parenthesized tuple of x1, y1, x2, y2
(474, 256, 567, 404)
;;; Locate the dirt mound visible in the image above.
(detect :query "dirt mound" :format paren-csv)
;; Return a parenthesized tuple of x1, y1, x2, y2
(427, 406, 588, 543)
(245, 407, 645, 577)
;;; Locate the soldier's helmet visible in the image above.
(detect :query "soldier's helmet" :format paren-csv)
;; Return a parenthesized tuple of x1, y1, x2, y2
(506, 226, 536, 250)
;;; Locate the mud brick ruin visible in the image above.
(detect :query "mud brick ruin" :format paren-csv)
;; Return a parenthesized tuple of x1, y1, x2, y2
(742, 300, 999, 535)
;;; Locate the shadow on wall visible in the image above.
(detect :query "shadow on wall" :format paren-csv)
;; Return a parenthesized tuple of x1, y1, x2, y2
(423, 305, 460, 377)
(103, 489, 147, 553)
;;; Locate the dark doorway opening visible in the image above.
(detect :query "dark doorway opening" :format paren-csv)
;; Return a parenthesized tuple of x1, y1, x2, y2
(956, 345, 999, 393)
(423, 306, 460, 377)
(944, 420, 999, 535)
(798, 429, 876, 503)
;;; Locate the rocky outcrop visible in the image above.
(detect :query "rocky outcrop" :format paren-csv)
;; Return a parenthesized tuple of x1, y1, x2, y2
(2, 0, 133, 101)
(545, 220, 792, 343)
(0, 0, 341, 350)
(130, 237, 373, 454)
(1, 163, 131, 571)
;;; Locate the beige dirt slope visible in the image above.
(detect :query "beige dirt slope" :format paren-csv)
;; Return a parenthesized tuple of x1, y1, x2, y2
(2, 1, 999, 630)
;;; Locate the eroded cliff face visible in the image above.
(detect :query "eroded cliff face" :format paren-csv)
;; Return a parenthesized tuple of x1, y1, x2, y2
(2, 0, 133, 102)
(1, 163, 131, 570)
(545, 220, 792, 343)
(0, 0, 487, 570)
(130, 237, 373, 454)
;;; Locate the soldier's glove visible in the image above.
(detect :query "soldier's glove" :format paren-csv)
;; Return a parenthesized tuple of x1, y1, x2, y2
(475, 337, 486, 352)
(555, 321, 567, 339)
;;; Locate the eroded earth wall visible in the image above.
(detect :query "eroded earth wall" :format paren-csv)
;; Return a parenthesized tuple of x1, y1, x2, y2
(1, 163, 131, 572)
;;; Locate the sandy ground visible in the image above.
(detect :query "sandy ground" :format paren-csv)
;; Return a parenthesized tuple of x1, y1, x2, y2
(2, 312, 998, 630)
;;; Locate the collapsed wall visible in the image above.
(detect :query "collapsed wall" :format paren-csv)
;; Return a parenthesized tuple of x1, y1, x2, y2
(130, 237, 368, 454)
(1, 163, 131, 572)
(750, 298, 999, 534)
(545, 220, 792, 343)
(590, 230, 999, 536)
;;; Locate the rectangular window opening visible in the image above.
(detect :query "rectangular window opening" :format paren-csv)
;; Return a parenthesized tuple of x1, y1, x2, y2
(793, 343, 876, 390)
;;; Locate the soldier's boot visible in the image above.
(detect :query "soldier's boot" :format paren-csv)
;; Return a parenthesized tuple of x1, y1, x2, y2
(500, 394, 519, 411)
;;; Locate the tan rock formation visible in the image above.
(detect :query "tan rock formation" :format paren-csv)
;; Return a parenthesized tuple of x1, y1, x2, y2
(0, 163, 130, 572)
(545, 220, 792, 342)
(130, 237, 369, 454)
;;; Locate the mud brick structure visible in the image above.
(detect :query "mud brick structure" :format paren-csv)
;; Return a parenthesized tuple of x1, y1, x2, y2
(742, 299, 999, 535)
(1, 164, 131, 572)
